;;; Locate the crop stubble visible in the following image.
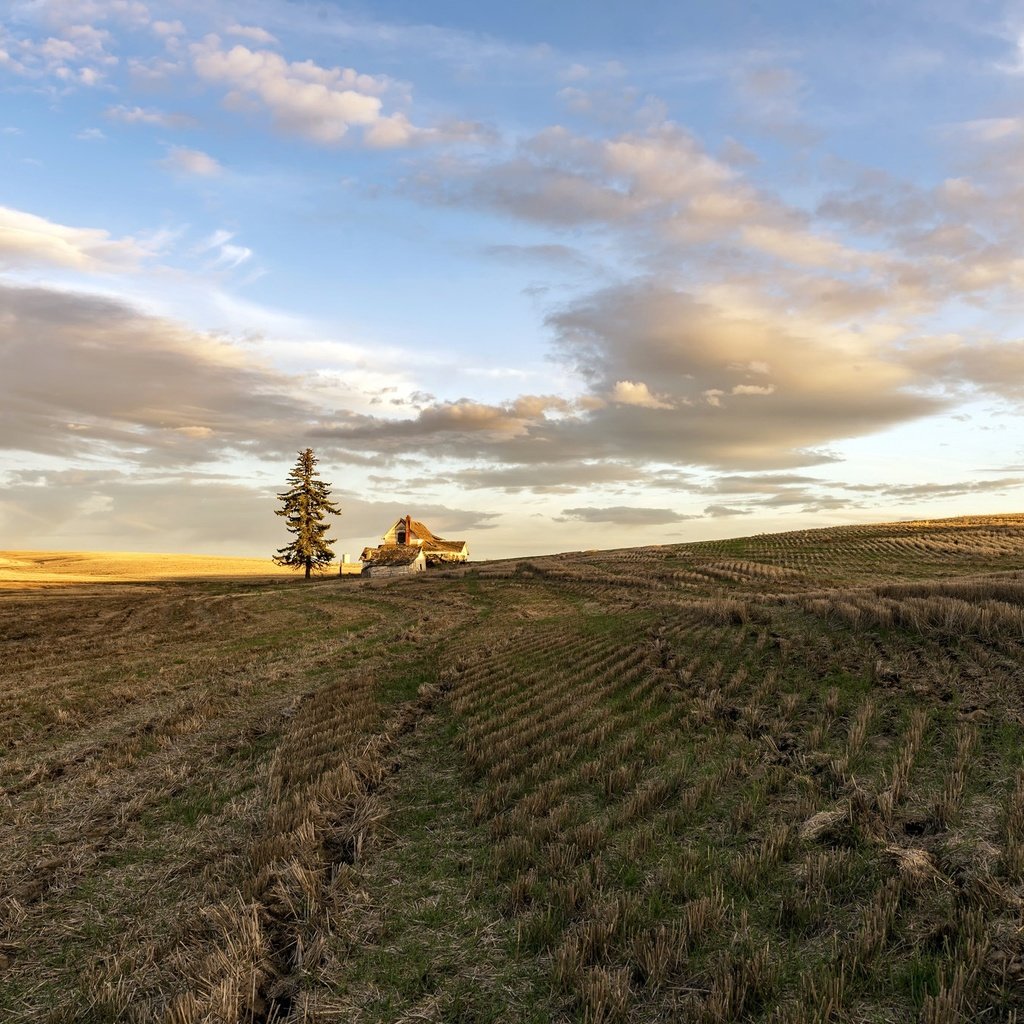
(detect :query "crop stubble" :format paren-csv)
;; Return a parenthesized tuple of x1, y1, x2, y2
(4, 515, 1024, 1021)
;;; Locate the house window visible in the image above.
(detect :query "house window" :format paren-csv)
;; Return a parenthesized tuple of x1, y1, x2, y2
(397, 527, 407, 544)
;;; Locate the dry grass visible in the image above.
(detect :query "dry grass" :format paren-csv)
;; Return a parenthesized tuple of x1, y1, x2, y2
(6, 514, 1024, 1022)
(0, 549, 298, 588)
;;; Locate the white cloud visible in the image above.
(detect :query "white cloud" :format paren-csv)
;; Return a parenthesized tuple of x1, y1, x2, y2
(212, 243, 252, 269)
(127, 54, 183, 85)
(191, 229, 253, 270)
(0, 205, 146, 271)
(190, 35, 432, 148)
(192, 36, 388, 141)
(731, 384, 775, 396)
(610, 380, 673, 409)
(195, 229, 235, 252)
(161, 145, 223, 176)
(0, 19, 117, 86)
(363, 112, 419, 149)
(226, 24, 279, 45)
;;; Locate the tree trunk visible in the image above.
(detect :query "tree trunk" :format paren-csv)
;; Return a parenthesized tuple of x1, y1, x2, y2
(305, 556, 311, 580)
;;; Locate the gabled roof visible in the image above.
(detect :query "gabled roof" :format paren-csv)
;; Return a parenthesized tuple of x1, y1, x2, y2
(388, 518, 438, 541)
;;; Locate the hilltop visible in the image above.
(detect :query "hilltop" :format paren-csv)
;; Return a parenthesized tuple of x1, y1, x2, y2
(4, 514, 1024, 1022)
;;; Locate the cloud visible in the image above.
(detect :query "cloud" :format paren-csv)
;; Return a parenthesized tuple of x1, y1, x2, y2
(610, 380, 673, 409)
(995, 31, 1024, 76)
(316, 395, 572, 449)
(959, 117, 1024, 144)
(190, 36, 439, 148)
(0, 469, 496, 557)
(703, 473, 822, 495)
(703, 504, 755, 517)
(843, 477, 1024, 501)
(193, 229, 254, 270)
(211, 243, 252, 269)
(161, 146, 223, 176)
(226, 24, 279, 46)
(907, 337, 1024, 399)
(416, 112, 1024, 332)
(0, 205, 147, 271)
(151, 20, 185, 38)
(105, 104, 197, 128)
(0, 280, 315, 464)
(544, 281, 942, 467)
(558, 506, 697, 526)
(412, 121, 778, 237)
(0, 17, 118, 86)
(312, 91, 1024, 486)
(429, 461, 692, 494)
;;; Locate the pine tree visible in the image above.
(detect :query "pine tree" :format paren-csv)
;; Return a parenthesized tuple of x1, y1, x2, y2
(273, 448, 341, 579)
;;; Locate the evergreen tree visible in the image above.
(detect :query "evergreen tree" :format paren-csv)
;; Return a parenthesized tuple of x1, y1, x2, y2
(273, 448, 341, 579)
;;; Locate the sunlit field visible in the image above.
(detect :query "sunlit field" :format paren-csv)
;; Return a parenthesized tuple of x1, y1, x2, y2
(4, 514, 1024, 1022)
(0, 551, 297, 589)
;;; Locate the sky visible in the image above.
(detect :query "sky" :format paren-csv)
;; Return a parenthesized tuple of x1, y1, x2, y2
(3, 0, 1024, 561)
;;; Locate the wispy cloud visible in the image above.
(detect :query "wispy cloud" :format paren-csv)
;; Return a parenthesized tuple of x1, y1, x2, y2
(558, 505, 698, 525)
(105, 104, 197, 128)
(161, 145, 223, 176)
(0, 204, 147, 271)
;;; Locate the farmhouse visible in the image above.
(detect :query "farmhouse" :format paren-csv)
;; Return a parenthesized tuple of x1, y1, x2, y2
(360, 515, 469, 577)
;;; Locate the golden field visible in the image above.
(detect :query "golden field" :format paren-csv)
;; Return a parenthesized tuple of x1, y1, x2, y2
(5, 514, 1024, 1022)
(0, 550, 297, 588)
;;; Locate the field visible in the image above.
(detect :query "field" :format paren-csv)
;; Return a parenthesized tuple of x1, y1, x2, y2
(0, 551, 295, 589)
(4, 514, 1024, 1022)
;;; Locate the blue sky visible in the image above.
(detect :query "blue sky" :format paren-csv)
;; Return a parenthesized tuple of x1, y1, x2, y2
(3, 0, 1024, 559)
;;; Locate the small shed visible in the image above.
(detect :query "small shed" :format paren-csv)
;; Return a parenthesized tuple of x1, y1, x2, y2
(362, 545, 427, 578)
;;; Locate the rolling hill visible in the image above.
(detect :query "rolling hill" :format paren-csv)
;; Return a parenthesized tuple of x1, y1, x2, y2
(4, 514, 1024, 1022)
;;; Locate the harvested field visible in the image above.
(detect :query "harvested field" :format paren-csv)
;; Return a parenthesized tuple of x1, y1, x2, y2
(5, 514, 1024, 1022)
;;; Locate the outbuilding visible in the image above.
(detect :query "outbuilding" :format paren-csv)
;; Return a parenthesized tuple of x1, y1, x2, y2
(362, 545, 427, 577)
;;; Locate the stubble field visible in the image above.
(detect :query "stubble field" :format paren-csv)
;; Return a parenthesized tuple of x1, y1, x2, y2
(4, 514, 1024, 1022)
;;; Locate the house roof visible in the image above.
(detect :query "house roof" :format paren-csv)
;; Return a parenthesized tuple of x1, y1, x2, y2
(389, 518, 438, 541)
(364, 545, 424, 566)
(424, 539, 467, 553)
